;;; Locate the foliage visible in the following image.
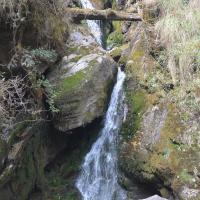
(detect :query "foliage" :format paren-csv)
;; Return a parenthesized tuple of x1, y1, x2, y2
(37, 78, 59, 113)
(0, 47, 59, 134)
(107, 31, 123, 49)
(30, 0, 69, 46)
(0, 0, 69, 47)
(31, 48, 58, 63)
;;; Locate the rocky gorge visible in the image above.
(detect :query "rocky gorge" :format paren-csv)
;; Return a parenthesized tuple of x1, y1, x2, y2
(0, 0, 199, 200)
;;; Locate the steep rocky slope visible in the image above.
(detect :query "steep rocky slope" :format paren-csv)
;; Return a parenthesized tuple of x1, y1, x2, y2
(113, 1, 200, 200)
(0, 1, 117, 199)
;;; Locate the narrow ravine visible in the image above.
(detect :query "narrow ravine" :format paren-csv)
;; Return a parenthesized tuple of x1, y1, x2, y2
(76, 1, 127, 199)
(76, 68, 127, 200)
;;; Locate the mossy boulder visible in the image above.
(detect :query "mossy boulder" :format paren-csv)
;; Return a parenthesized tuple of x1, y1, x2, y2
(49, 28, 117, 132)
(0, 123, 47, 200)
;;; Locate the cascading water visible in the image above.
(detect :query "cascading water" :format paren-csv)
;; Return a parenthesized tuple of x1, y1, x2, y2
(76, 68, 127, 200)
(79, 0, 103, 45)
(76, 0, 127, 199)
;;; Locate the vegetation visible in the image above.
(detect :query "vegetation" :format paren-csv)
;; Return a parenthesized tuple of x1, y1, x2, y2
(107, 21, 123, 48)
(156, 0, 200, 84)
(0, 0, 68, 135)
(0, 0, 69, 47)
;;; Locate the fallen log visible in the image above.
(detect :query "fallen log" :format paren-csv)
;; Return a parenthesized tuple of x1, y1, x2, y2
(65, 8, 142, 21)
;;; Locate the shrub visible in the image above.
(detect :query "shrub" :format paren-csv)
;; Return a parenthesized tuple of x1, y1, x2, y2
(0, 76, 34, 130)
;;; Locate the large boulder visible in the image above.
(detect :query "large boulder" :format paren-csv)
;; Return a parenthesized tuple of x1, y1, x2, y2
(49, 27, 117, 132)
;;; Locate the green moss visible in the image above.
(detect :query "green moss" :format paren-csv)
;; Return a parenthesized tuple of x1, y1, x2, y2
(121, 89, 146, 140)
(112, 21, 122, 33)
(106, 20, 123, 48)
(109, 47, 121, 58)
(130, 91, 146, 113)
(179, 169, 193, 183)
(111, 0, 117, 9)
(107, 31, 123, 48)
(56, 70, 86, 98)
(69, 55, 83, 63)
(66, 46, 94, 59)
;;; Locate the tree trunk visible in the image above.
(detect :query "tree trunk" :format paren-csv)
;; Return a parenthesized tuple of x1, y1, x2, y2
(65, 8, 142, 21)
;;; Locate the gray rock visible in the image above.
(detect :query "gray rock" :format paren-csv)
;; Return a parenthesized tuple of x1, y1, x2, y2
(140, 195, 168, 200)
(49, 28, 117, 132)
(68, 31, 97, 47)
(141, 106, 168, 151)
(178, 186, 200, 200)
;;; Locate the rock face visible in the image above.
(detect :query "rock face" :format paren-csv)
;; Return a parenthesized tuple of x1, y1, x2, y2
(49, 27, 117, 132)
(118, 19, 200, 200)
(0, 123, 47, 200)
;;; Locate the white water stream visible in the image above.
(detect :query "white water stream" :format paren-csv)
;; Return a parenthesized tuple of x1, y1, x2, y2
(79, 0, 103, 45)
(76, 1, 127, 199)
(76, 68, 127, 200)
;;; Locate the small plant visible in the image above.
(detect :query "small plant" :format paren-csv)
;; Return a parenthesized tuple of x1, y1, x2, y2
(31, 48, 58, 63)
(37, 78, 59, 113)
(107, 31, 124, 48)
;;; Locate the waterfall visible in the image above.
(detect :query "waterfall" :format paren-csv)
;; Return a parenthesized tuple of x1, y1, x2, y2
(79, 0, 103, 45)
(76, 0, 127, 199)
(76, 68, 127, 200)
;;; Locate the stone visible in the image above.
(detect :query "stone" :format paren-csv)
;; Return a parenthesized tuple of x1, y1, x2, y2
(49, 27, 117, 132)
(178, 186, 200, 200)
(140, 195, 168, 200)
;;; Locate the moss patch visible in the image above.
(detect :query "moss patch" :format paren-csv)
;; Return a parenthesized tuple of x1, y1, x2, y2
(55, 70, 86, 99)
(107, 31, 123, 48)
(121, 89, 147, 140)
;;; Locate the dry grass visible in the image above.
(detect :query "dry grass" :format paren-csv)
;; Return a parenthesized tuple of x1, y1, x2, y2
(156, 0, 200, 84)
